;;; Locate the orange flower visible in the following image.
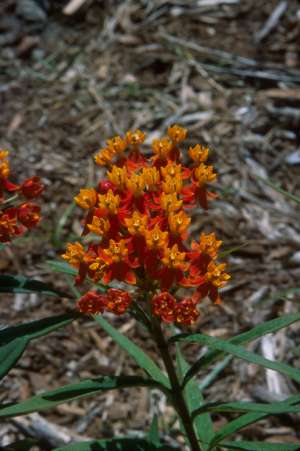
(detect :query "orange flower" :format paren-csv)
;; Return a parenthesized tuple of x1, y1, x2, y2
(103, 239, 129, 263)
(98, 190, 120, 214)
(167, 125, 187, 144)
(189, 144, 209, 164)
(160, 192, 182, 214)
(126, 173, 146, 196)
(107, 166, 127, 189)
(145, 224, 168, 250)
(87, 216, 110, 236)
(168, 210, 191, 237)
(0, 151, 10, 179)
(194, 164, 217, 186)
(162, 174, 182, 194)
(192, 232, 222, 259)
(106, 136, 127, 154)
(162, 244, 187, 270)
(142, 167, 160, 188)
(205, 261, 230, 288)
(126, 130, 146, 145)
(151, 137, 172, 161)
(75, 188, 97, 209)
(160, 162, 183, 179)
(62, 242, 85, 268)
(88, 256, 108, 282)
(125, 211, 147, 235)
(0, 208, 20, 242)
(94, 148, 115, 166)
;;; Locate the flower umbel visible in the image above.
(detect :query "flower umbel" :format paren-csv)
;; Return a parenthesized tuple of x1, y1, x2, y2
(64, 126, 230, 325)
(0, 150, 43, 242)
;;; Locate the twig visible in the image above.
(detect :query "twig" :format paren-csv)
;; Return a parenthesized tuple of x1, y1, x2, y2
(12, 413, 91, 448)
(160, 31, 257, 67)
(255, 1, 288, 43)
(63, 0, 89, 15)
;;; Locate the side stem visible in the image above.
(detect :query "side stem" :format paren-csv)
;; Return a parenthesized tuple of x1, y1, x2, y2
(151, 317, 201, 451)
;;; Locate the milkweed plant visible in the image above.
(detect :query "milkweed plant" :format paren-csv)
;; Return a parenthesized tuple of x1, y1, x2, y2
(1, 127, 300, 451)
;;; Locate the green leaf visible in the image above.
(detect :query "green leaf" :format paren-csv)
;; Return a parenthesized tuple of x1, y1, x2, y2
(52, 202, 76, 248)
(2, 438, 37, 450)
(0, 312, 79, 345)
(255, 287, 300, 307)
(218, 241, 249, 259)
(54, 437, 179, 450)
(0, 313, 78, 380)
(0, 274, 69, 297)
(94, 316, 170, 389)
(0, 376, 159, 418)
(210, 393, 300, 446)
(169, 312, 300, 385)
(173, 333, 300, 386)
(220, 440, 300, 450)
(46, 260, 78, 276)
(257, 176, 300, 206)
(193, 396, 300, 417)
(175, 344, 213, 451)
(0, 337, 29, 380)
(198, 355, 232, 391)
(148, 415, 160, 447)
(212, 411, 267, 446)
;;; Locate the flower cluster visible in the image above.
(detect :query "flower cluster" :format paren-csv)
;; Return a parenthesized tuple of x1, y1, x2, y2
(0, 150, 44, 242)
(63, 126, 230, 325)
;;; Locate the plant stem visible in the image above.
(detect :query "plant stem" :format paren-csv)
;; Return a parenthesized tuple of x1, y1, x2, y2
(151, 317, 201, 451)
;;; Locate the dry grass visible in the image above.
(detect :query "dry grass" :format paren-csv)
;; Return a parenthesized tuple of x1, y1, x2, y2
(1, 0, 300, 448)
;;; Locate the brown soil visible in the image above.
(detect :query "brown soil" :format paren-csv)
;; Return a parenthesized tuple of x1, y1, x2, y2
(1, 0, 300, 449)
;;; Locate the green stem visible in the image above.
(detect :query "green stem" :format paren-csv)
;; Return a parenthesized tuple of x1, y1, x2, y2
(151, 317, 201, 451)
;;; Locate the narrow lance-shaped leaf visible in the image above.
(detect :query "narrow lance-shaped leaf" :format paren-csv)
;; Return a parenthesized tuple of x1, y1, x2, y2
(94, 315, 170, 389)
(0, 313, 79, 381)
(0, 312, 79, 345)
(210, 393, 300, 446)
(0, 376, 159, 418)
(169, 312, 300, 385)
(46, 260, 78, 276)
(220, 440, 300, 451)
(173, 333, 300, 386)
(54, 437, 179, 451)
(52, 202, 76, 248)
(148, 415, 160, 447)
(193, 396, 300, 418)
(257, 175, 300, 206)
(175, 344, 213, 451)
(0, 274, 69, 297)
(2, 439, 37, 451)
(0, 338, 29, 381)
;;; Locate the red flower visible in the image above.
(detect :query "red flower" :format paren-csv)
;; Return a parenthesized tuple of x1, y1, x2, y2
(175, 298, 199, 325)
(77, 291, 107, 314)
(21, 176, 44, 199)
(18, 203, 40, 228)
(152, 292, 176, 323)
(106, 288, 132, 315)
